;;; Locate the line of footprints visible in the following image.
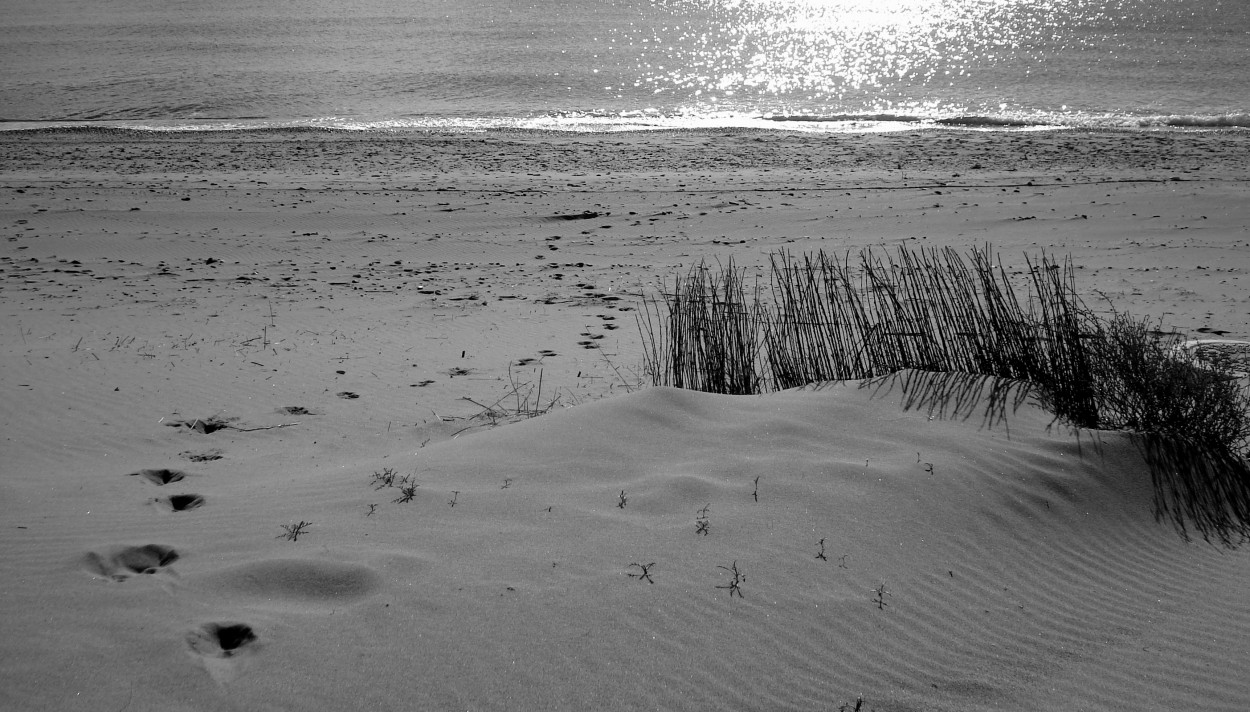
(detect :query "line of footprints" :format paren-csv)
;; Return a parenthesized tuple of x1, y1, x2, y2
(85, 447, 258, 662)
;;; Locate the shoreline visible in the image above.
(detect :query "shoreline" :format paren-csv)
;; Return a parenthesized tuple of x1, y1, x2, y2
(4, 126, 1248, 183)
(4, 109, 1250, 134)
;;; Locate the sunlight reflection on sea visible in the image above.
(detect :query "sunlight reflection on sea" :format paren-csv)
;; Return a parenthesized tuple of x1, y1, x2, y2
(1, 0, 1246, 131)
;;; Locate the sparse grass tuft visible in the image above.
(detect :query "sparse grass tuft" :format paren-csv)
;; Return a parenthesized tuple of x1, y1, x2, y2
(277, 520, 312, 542)
(461, 366, 566, 428)
(392, 480, 420, 504)
(716, 560, 745, 598)
(371, 467, 398, 489)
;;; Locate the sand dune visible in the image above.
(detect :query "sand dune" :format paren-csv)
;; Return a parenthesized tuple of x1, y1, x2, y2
(5, 376, 1250, 711)
(2, 129, 1249, 711)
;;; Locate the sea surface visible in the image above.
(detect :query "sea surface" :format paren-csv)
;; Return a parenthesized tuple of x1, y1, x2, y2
(2, 0, 1248, 133)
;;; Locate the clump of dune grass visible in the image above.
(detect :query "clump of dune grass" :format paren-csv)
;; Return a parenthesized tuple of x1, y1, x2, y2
(641, 245, 1101, 404)
(639, 245, 1250, 544)
(760, 246, 1099, 421)
(639, 258, 766, 396)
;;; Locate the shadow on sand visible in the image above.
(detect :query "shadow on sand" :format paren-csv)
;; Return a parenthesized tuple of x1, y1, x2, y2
(1139, 434, 1250, 547)
(856, 368, 1034, 432)
(858, 369, 1250, 548)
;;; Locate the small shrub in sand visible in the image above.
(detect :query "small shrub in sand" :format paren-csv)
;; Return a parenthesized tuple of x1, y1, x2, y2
(1085, 314, 1250, 450)
(277, 521, 312, 542)
(392, 480, 420, 504)
(640, 245, 1250, 544)
(695, 504, 711, 536)
(626, 562, 656, 584)
(716, 560, 746, 598)
(372, 467, 399, 489)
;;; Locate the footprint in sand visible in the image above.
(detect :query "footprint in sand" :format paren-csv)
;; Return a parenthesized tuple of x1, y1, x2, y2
(164, 415, 236, 433)
(84, 544, 180, 581)
(186, 622, 258, 659)
(129, 468, 186, 485)
(186, 622, 260, 685)
(157, 493, 206, 512)
(130, 470, 206, 511)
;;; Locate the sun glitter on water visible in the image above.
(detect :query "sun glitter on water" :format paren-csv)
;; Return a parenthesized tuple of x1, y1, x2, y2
(610, 0, 1093, 120)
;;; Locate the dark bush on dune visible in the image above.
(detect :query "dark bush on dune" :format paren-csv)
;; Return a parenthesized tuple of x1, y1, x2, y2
(1085, 314, 1250, 449)
(639, 245, 1250, 544)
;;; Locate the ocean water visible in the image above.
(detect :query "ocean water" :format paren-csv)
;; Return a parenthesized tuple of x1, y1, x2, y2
(1, 0, 1248, 133)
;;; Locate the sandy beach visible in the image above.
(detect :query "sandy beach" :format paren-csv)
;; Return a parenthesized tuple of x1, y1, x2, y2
(2, 127, 1249, 711)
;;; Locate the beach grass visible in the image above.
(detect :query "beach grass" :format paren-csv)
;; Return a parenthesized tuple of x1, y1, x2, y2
(640, 245, 1250, 543)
